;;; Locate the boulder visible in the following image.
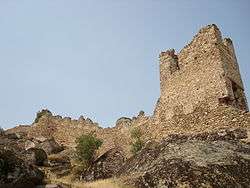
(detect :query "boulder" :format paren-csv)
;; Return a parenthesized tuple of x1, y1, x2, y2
(38, 137, 64, 155)
(82, 148, 125, 181)
(25, 140, 36, 150)
(47, 151, 71, 178)
(5, 132, 22, 139)
(24, 136, 63, 155)
(118, 129, 250, 188)
(25, 148, 48, 166)
(0, 147, 44, 188)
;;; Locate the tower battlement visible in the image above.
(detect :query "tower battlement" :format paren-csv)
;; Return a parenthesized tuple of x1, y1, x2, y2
(154, 24, 248, 121)
(159, 49, 177, 59)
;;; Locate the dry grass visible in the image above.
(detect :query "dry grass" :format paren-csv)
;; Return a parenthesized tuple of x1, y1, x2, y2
(76, 179, 130, 188)
(50, 176, 132, 188)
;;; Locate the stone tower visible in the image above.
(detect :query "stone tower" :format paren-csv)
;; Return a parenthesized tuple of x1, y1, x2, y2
(154, 24, 248, 121)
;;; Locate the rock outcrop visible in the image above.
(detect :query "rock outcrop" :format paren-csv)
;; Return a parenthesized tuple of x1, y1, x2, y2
(46, 150, 72, 179)
(118, 129, 250, 188)
(25, 148, 48, 166)
(0, 143, 44, 188)
(0, 129, 65, 188)
(82, 148, 125, 181)
(36, 137, 64, 155)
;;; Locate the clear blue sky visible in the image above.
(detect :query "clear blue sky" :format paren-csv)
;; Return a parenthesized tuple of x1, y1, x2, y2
(0, 0, 249, 129)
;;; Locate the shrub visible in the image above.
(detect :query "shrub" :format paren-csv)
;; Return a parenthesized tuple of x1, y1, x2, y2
(75, 133, 103, 166)
(131, 139, 144, 155)
(130, 127, 144, 155)
(130, 127, 142, 140)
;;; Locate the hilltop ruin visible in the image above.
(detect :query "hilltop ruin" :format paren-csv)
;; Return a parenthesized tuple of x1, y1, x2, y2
(154, 24, 248, 122)
(6, 24, 250, 157)
(3, 24, 250, 188)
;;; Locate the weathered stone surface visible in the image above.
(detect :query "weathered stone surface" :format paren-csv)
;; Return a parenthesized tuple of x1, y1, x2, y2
(46, 151, 72, 178)
(25, 140, 36, 150)
(34, 136, 48, 143)
(115, 117, 132, 128)
(85, 118, 93, 124)
(0, 147, 44, 188)
(138, 111, 145, 117)
(5, 132, 22, 139)
(155, 24, 248, 122)
(118, 130, 250, 188)
(4, 125, 31, 136)
(38, 137, 64, 155)
(36, 184, 63, 188)
(82, 148, 125, 181)
(25, 148, 48, 166)
(165, 127, 248, 142)
(78, 115, 85, 122)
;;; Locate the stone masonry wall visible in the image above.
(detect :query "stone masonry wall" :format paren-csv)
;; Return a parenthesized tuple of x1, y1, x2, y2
(6, 24, 250, 159)
(154, 24, 248, 122)
(220, 38, 248, 111)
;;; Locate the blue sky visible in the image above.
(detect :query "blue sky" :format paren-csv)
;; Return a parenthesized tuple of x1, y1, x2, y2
(0, 0, 249, 129)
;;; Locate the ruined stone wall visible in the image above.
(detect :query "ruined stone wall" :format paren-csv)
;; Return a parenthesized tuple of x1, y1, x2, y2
(13, 110, 149, 157)
(6, 24, 250, 159)
(155, 24, 248, 121)
(149, 104, 250, 141)
(220, 38, 248, 111)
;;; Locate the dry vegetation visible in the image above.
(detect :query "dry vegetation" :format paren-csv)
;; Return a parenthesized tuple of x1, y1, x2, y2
(50, 176, 132, 188)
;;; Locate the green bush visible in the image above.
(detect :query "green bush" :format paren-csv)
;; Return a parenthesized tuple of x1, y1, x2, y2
(131, 138, 144, 155)
(130, 127, 144, 155)
(75, 133, 103, 166)
(130, 127, 142, 140)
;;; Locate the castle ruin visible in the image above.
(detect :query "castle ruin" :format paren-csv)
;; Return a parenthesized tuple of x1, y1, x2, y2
(154, 24, 248, 121)
(5, 24, 250, 159)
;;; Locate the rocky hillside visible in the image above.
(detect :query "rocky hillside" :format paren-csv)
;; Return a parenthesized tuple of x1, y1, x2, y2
(2, 105, 250, 187)
(0, 132, 45, 188)
(118, 128, 250, 188)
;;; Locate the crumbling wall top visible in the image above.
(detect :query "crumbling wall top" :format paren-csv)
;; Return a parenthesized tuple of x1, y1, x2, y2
(223, 37, 233, 45)
(159, 49, 178, 60)
(156, 24, 248, 119)
(179, 24, 222, 57)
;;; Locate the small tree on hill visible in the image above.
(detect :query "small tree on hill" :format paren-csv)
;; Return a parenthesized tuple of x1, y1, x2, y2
(130, 127, 144, 155)
(75, 133, 103, 167)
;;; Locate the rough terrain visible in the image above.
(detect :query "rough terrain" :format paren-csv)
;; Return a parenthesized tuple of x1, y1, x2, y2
(118, 129, 250, 188)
